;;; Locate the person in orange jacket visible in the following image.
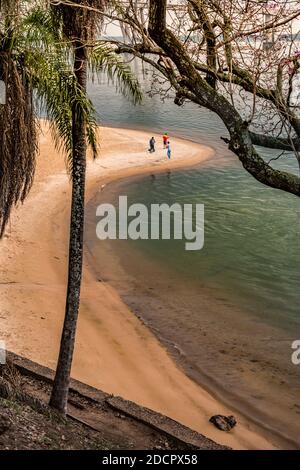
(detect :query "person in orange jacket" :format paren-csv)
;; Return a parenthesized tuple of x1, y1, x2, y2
(163, 132, 169, 148)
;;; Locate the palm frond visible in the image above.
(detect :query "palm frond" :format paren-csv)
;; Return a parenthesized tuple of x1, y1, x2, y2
(0, 52, 37, 237)
(20, 5, 65, 51)
(25, 49, 98, 173)
(89, 43, 142, 104)
(0, 1, 142, 236)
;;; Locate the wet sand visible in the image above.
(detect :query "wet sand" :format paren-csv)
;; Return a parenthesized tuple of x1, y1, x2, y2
(0, 122, 276, 449)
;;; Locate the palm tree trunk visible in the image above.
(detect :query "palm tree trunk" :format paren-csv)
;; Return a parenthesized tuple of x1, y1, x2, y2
(49, 44, 87, 414)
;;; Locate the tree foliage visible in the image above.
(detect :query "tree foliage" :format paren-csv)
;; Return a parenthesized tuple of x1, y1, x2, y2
(0, 0, 141, 235)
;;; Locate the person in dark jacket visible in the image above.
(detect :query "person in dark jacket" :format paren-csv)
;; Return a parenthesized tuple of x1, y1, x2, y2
(149, 137, 156, 153)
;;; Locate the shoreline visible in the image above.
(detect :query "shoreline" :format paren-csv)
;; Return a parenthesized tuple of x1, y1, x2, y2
(0, 122, 276, 449)
(86, 175, 299, 451)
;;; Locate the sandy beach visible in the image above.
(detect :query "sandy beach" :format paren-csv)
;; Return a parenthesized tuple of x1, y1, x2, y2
(0, 122, 277, 450)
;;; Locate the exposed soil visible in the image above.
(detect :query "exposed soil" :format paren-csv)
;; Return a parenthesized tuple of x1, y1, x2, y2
(0, 358, 225, 450)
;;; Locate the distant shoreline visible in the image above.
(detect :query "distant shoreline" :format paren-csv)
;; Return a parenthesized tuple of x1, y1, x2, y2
(0, 121, 276, 450)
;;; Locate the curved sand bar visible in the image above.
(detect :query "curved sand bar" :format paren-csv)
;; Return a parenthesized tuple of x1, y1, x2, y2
(0, 122, 276, 450)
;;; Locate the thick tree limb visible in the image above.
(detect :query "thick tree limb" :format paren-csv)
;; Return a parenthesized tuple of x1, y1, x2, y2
(148, 0, 300, 197)
(249, 132, 300, 152)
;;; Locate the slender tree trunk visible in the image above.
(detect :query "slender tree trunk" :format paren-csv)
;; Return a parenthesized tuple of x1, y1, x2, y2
(49, 44, 87, 414)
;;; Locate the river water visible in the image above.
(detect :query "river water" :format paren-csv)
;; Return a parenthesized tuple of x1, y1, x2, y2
(86, 66, 300, 447)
